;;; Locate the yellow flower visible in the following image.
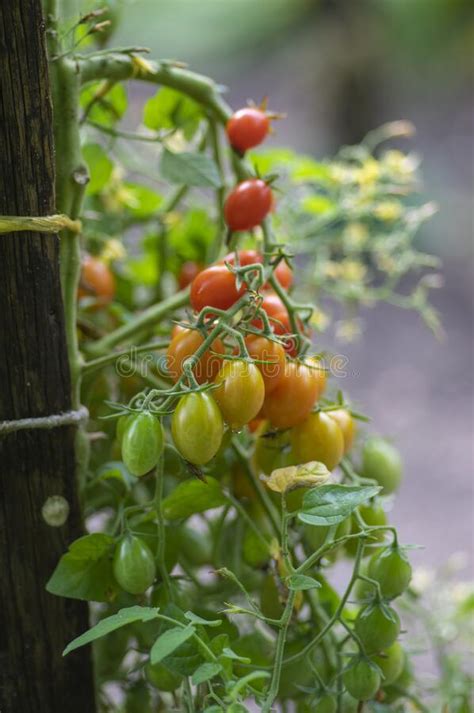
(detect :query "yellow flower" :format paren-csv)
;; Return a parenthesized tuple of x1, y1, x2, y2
(101, 239, 126, 264)
(374, 201, 403, 222)
(355, 158, 380, 186)
(264, 461, 330, 494)
(310, 308, 330, 331)
(339, 259, 367, 283)
(382, 150, 419, 179)
(329, 163, 358, 185)
(335, 319, 363, 342)
(343, 222, 369, 249)
(321, 260, 340, 279)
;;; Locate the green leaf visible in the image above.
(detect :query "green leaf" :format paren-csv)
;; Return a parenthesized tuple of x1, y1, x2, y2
(83, 143, 113, 195)
(286, 574, 322, 591)
(185, 611, 222, 628)
(47, 533, 117, 603)
(221, 647, 251, 664)
(80, 82, 128, 127)
(63, 606, 159, 656)
(150, 625, 196, 665)
(160, 148, 222, 188)
(143, 87, 201, 139)
(191, 662, 222, 685)
(162, 477, 227, 520)
(298, 484, 381, 526)
(121, 182, 163, 218)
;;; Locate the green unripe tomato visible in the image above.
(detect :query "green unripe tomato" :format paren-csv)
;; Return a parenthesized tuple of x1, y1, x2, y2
(340, 693, 358, 713)
(304, 517, 351, 556)
(121, 411, 163, 477)
(372, 642, 405, 685)
(382, 655, 414, 702)
(145, 661, 182, 692)
(116, 413, 133, 444)
(355, 602, 400, 653)
(368, 545, 412, 599)
(344, 503, 387, 558)
(343, 658, 380, 700)
(113, 534, 156, 594)
(314, 695, 337, 713)
(254, 425, 296, 475)
(361, 437, 402, 495)
(171, 392, 224, 465)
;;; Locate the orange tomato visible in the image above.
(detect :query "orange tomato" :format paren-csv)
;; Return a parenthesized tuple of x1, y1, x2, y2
(245, 335, 286, 395)
(78, 254, 115, 305)
(262, 360, 322, 429)
(166, 328, 225, 384)
(327, 408, 356, 454)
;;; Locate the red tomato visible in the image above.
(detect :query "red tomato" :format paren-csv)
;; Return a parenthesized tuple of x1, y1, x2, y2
(262, 360, 322, 429)
(78, 254, 115, 305)
(166, 328, 225, 384)
(190, 264, 246, 313)
(245, 335, 286, 394)
(224, 179, 273, 232)
(254, 293, 301, 357)
(220, 250, 293, 290)
(178, 261, 202, 290)
(226, 108, 270, 153)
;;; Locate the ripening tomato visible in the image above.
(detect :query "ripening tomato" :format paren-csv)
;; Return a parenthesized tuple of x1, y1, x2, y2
(224, 179, 273, 232)
(113, 534, 156, 594)
(256, 293, 308, 357)
(220, 249, 293, 290)
(291, 411, 344, 471)
(78, 254, 115, 304)
(171, 323, 186, 339)
(355, 601, 401, 653)
(145, 662, 182, 692)
(213, 359, 265, 429)
(166, 328, 225, 385)
(372, 642, 405, 685)
(368, 545, 412, 599)
(190, 264, 246, 312)
(178, 261, 202, 290)
(226, 108, 270, 153)
(121, 411, 163, 477)
(327, 409, 356, 454)
(245, 335, 286, 394)
(361, 437, 402, 495)
(262, 360, 322, 429)
(171, 392, 224, 465)
(343, 658, 380, 701)
(254, 423, 296, 475)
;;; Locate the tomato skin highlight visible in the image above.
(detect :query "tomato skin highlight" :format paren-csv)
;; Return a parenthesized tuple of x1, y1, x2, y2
(178, 260, 202, 290)
(113, 534, 156, 594)
(78, 254, 115, 305)
(361, 437, 402, 495)
(262, 360, 322, 429)
(226, 108, 270, 153)
(245, 335, 286, 394)
(343, 658, 381, 701)
(327, 408, 356, 454)
(368, 545, 412, 599)
(213, 359, 265, 429)
(121, 411, 164, 477)
(190, 264, 246, 312)
(171, 392, 224, 465)
(291, 411, 344, 471)
(224, 179, 273, 232)
(355, 602, 401, 653)
(166, 328, 225, 385)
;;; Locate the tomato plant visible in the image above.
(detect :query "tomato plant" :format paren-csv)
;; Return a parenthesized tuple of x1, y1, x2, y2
(34, 5, 446, 710)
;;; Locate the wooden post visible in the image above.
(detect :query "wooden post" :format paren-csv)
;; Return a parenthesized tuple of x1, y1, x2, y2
(0, 1, 96, 710)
